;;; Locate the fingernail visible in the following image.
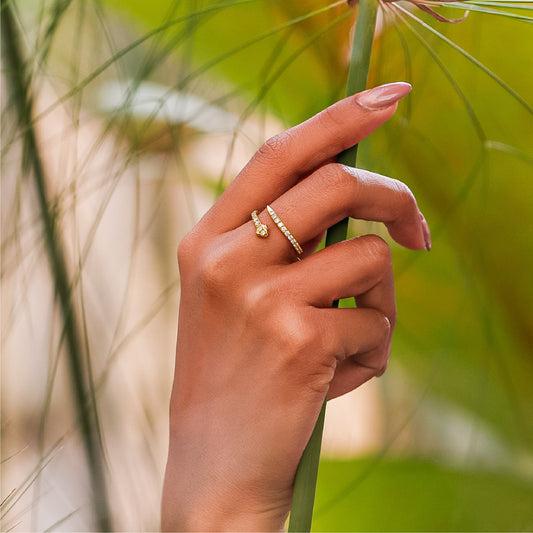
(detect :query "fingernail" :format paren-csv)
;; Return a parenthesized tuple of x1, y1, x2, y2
(420, 212, 432, 251)
(355, 82, 412, 111)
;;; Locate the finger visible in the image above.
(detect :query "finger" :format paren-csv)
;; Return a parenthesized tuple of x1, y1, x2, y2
(202, 82, 412, 232)
(286, 235, 397, 326)
(261, 164, 428, 258)
(316, 306, 391, 360)
(328, 347, 389, 399)
(320, 262, 395, 400)
(309, 308, 391, 400)
(356, 266, 396, 364)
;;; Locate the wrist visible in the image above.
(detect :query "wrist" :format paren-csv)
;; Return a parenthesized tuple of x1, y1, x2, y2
(162, 470, 288, 532)
(162, 413, 291, 532)
(162, 502, 286, 532)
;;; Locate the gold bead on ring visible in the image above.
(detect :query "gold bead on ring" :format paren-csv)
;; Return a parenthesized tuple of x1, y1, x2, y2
(251, 210, 269, 238)
(266, 205, 303, 256)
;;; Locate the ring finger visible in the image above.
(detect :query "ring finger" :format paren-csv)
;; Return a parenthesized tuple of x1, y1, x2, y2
(250, 163, 428, 261)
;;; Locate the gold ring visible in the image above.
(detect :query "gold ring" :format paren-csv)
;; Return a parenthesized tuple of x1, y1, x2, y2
(251, 210, 269, 238)
(266, 205, 303, 256)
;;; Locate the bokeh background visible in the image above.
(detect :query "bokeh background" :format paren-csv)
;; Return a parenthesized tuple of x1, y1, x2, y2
(2, 1, 532, 531)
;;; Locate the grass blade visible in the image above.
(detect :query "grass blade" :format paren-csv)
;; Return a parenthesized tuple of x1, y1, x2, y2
(395, 2, 533, 114)
(1, 4, 111, 530)
(288, 1, 379, 530)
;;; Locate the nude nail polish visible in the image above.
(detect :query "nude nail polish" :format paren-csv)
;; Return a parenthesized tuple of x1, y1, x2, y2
(420, 212, 432, 251)
(355, 82, 412, 111)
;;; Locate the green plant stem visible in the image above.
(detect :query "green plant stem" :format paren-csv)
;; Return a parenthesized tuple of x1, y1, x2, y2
(288, 1, 378, 530)
(1, 3, 111, 531)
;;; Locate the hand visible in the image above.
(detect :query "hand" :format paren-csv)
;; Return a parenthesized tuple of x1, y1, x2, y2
(161, 82, 430, 531)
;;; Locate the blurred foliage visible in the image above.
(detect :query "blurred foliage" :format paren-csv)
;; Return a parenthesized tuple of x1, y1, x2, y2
(3, 0, 533, 530)
(102, 0, 533, 432)
(99, 1, 533, 528)
(313, 457, 533, 531)
(102, 0, 355, 121)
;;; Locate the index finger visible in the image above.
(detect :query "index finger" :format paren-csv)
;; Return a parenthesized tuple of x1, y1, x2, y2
(201, 82, 412, 233)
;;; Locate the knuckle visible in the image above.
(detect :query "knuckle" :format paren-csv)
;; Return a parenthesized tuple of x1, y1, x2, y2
(363, 234, 392, 266)
(364, 346, 391, 379)
(255, 130, 294, 162)
(317, 107, 344, 144)
(179, 232, 245, 295)
(242, 279, 275, 317)
(286, 324, 317, 356)
(177, 230, 201, 274)
(271, 310, 333, 396)
(197, 247, 233, 293)
(377, 348, 392, 376)
(390, 179, 418, 214)
(316, 164, 360, 219)
(376, 358, 390, 377)
(275, 309, 320, 357)
(322, 163, 357, 194)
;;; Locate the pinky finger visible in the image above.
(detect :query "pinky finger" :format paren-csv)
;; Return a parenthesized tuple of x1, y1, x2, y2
(317, 307, 392, 399)
(328, 347, 388, 400)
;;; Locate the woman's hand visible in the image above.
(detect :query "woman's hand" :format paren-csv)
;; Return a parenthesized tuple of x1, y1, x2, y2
(162, 82, 430, 531)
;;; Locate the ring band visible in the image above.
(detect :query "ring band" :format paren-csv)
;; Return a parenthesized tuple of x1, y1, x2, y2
(266, 205, 303, 255)
(251, 210, 269, 238)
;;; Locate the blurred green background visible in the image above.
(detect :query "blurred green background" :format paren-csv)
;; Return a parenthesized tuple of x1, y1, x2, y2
(2, 1, 532, 531)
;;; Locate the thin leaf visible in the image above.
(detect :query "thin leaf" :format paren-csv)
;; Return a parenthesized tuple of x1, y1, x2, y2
(394, 2, 533, 114)
(289, 1, 379, 530)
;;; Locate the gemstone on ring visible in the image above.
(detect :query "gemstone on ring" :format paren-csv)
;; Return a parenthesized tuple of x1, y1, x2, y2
(251, 210, 269, 238)
(266, 205, 303, 255)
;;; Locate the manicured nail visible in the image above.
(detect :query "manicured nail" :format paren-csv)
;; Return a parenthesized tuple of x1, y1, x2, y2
(420, 212, 432, 251)
(355, 82, 412, 111)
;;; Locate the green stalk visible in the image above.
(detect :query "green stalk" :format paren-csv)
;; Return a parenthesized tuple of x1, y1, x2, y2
(288, 1, 378, 530)
(1, 3, 111, 531)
